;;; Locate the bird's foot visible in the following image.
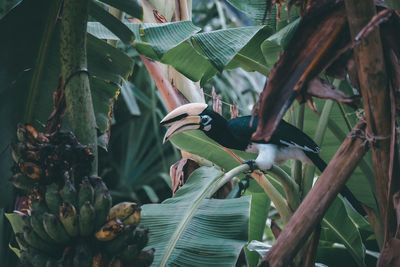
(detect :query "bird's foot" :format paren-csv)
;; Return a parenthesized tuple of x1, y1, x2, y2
(242, 160, 257, 173)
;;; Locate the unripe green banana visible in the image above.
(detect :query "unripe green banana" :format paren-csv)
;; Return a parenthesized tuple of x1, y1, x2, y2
(79, 201, 95, 236)
(119, 244, 139, 263)
(45, 184, 62, 214)
(91, 176, 108, 197)
(32, 253, 48, 267)
(78, 177, 94, 209)
(19, 250, 33, 267)
(60, 179, 77, 207)
(131, 227, 150, 250)
(30, 211, 56, 244)
(94, 219, 124, 242)
(103, 225, 134, 254)
(30, 199, 48, 214)
(107, 202, 139, 221)
(133, 248, 155, 267)
(72, 243, 92, 267)
(42, 212, 70, 244)
(9, 173, 36, 192)
(93, 190, 112, 230)
(23, 226, 59, 254)
(59, 202, 79, 237)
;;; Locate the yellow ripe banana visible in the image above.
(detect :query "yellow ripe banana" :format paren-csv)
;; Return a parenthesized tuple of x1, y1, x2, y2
(107, 202, 139, 221)
(94, 219, 124, 241)
(59, 202, 79, 237)
(122, 208, 141, 226)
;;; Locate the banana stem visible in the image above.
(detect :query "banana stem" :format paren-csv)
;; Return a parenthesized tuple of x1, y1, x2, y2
(60, 0, 98, 173)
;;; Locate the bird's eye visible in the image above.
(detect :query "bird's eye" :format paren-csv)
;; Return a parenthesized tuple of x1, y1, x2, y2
(201, 115, 212, 125)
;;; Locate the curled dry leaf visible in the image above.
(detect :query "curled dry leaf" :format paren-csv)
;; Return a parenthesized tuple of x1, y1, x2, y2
(377, 238, 400, 267)
(303, 78, 360, 107)
(253, 1, 348, 142)
(169, 158, 199, 195)
(230, 102, 239, 119)
(212, 87, 222, 115)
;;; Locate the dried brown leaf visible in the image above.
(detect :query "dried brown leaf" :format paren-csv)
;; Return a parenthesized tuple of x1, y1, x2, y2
(305, 78, 360, 107)
(253, 2, 347, 142)
(169, 158, 199, 195)
(377, 238, 400, 267)
(212, 87, 222, 115)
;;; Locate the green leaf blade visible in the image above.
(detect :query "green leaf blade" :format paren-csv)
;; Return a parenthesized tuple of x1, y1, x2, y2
(141, 166, 251, 267)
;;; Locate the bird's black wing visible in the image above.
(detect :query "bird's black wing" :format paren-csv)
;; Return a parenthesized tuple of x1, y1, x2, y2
(227, 116, 320, 153)
(227, 116, 257, 139)
(270, 120, 320, 153)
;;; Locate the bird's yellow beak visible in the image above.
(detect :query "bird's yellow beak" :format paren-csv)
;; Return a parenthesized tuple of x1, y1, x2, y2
(160, 103, 208, 143)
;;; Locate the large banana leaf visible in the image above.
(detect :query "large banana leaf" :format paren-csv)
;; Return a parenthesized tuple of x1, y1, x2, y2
(141, 166, 251, 267)
(87, 21, 272, 85)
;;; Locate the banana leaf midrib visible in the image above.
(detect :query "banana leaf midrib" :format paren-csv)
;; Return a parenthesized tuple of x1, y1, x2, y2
(158, 172, 223, 267)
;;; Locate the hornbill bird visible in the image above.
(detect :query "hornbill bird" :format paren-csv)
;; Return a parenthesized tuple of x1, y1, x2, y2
(161, 103, 366, 215)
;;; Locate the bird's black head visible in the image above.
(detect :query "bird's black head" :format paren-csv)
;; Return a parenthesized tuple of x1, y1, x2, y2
(160, 103, 228, 143)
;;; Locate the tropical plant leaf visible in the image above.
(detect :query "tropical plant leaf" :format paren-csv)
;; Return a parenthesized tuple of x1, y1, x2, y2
(87, 21, 274, 85)
(4, 213, 24, 234)
(261, 18, 299, 73)
(225, 0, 268, 24)
(88, 0, 135, 44)
(322, 197, 366, 267)
(141, 166, 251, 267)
(98, 0, 142, 19)
(243, 180, 270, 267)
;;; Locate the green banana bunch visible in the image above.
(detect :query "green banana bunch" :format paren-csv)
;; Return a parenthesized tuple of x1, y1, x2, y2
(30, 211, 55, 244)
(78, 177, 94, 209)
(79, 201, 95, 236)
(60, 179, 77, 207)
(45, 184, 62, 214)
(22, 226, 59, 254)
(59, 202, 79, 237)
(93, 190, 112, 230)
(42, 212, 70, 244)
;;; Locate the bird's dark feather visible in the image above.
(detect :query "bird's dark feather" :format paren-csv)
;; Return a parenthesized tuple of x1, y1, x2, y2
(227, 116, 320, 153)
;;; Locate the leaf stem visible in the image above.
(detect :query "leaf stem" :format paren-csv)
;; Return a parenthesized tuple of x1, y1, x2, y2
(303, 100, 334, 195)
(233, 53, 269, 76)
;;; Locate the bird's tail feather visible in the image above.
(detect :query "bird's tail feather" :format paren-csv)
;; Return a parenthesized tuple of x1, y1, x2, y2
(304, 151, 366, 216)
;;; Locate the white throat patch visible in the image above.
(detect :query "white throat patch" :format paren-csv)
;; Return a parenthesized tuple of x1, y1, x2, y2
(203, 124, 211, 131)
